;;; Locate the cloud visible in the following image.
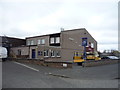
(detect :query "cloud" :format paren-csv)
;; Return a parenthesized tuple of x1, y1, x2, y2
(0, 0, 119, 51)
(0, 0, 119, 3)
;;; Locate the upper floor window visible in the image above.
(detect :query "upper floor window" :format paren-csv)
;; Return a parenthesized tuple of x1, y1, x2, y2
(27, 40, 30, 45)
(50, 38, 54, 44)
(31, 40, 34, 45)
(56, 37, 60, 43)
(38, 40, 41, 45)
(50, 37, 60, 44)
(37, 39, 45, 45)
(41, 39, 45, 44)
(27, 40, 35, 45)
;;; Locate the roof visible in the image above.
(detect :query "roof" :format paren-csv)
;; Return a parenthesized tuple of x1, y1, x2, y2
(61, 28, 86, 32)
(0, 36, 25, 40)
(26, 33, 61, 39)
(26, 28, 86, 39)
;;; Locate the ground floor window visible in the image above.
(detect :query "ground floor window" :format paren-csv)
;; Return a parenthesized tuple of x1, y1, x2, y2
(50, 50, 55, 57)
(38, 40, 41, 44)
(50, 50, 61, 57)
(38, 51, 43, 56)
(56, 51, 60, 57)
(44, 50, 49, 57)
(18, 49, 21, 55)
(74, 52, 80, 56)
(41, 49, 61, 58)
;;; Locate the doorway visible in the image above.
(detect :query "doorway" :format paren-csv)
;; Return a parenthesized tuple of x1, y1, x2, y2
(32, 49, 36, 59)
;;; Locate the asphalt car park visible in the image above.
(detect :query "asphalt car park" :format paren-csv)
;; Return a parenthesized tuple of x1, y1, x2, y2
(2, 60, 119, 88)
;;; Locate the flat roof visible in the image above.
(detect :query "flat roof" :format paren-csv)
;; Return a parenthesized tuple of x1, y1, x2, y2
(61, 28, 86, 32)
(26, 28, 86, 39)
(0, 36, 25, 40)
(26, 33, 61, 39)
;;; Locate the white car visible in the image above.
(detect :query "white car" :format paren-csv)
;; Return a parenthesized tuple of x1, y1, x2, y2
(107, 56, 119, 59)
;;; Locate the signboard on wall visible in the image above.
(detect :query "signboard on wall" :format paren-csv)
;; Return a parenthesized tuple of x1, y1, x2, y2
(86, 42, 94, 52)
(82, 37, 87, 46)
(86, 47, 94, 52)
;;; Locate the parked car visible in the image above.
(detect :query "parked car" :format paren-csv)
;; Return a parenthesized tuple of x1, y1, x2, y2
(101, 56, 119, 60)
(107, 56, 119, 59)
(101, 56, 110, 59)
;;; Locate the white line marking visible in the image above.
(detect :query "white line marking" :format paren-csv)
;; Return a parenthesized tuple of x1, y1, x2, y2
(13, 61, 39, 72)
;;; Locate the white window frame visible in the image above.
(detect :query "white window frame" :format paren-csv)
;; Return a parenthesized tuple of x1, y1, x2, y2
(55, 37, 60, 43)
(51, 50, 55, 57)
(91, 43, 94, 48)
(56, 51, 60, 57)
(31, 40, 34, 45)
(38, 51, 43, 56)
(27, 40, 30, 45)
(44, 50, 49, 57)
(38, 40, 41, 45)
(50, 38, 54, 44)
(41, 39, 45, 44)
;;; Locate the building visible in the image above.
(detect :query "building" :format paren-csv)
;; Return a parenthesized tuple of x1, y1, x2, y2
(11, 28, 97, 62)
(0, 36, 26, 57)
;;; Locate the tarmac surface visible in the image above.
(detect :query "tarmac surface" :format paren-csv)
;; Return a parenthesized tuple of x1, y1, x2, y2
(2, 60, 119, 88)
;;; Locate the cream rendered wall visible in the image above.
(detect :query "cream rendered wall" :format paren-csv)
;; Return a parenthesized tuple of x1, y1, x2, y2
(11, 46, 29, 55)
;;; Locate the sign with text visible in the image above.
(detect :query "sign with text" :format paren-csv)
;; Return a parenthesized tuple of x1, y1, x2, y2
(82, 37, 87, 46)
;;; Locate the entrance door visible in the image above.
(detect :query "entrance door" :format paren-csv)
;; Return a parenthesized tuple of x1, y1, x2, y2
(32, 49, 36, 59)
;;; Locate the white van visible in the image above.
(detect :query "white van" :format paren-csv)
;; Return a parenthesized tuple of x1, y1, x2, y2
(0, 47, 7, 61)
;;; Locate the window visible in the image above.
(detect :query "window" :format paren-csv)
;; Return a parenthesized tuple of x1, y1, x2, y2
(38, 51, 43, 56)
(91, 43, 94, 48)
(27, 40, 30, 45)
(56, 51, 60, 57)
(50, 38, 54, 44)
(74, 52, 79, 56)
(38, 39, 45, 45)
(27, 40, 35, 45)
(55, 37, 60, 43)
(38, 40, 41, 44)
(50, 50, 55, 57)
(41, 39, 45, 44)
(44, 50, 49, 57)
(18, 49, 21, 55)
(31, 40, 34, 45)
(50, 37, 60, 44)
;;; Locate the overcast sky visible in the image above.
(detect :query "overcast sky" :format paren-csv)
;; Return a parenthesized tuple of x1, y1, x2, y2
(0, 0, 119, 52)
